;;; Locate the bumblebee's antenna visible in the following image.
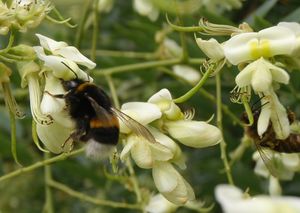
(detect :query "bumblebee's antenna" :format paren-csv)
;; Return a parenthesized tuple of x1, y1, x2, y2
(61, 61, 78, 79)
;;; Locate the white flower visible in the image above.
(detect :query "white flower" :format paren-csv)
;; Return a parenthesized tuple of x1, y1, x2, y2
(235, 57, 289, 93)
(152, 161, 195, 205)
(215, 184, 300, 213)
(37, 119, 73, 154)
(257, 89, 290, 139)
(120, 134, 173, 169)
(172, 65, 201, 85)
(145, 194, 179, 213)
(164, 120, 222, 148)
(133, 0, 159, 21)
(223, 26, 297, 65)
(253, 151, 300, 180)
(196, 38, 224, 61)
(119, 102, 162, 133)
(18, 61, 52, 125)
(37, 72, 75, 153)
(0, 0, 51, 34)
(34, 34, 95, 81)
(148, 88, 184, 120)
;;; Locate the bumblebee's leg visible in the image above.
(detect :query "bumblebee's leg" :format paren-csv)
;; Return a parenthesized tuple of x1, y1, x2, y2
(44, 90, 65, 99)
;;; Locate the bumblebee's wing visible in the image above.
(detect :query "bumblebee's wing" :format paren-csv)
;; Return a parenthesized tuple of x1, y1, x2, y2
(86, 96, 118, 127)
(254, 140, 280, 178)
(111, 108, 156, 144)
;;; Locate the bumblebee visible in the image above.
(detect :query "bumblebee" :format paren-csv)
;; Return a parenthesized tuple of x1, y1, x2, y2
(241, 108, 300, 176)
(47, 64, 155, 159)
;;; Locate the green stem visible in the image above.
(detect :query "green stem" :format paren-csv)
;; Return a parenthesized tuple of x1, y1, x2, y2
(0, 148, 85, 182)
(75, 0, 92, 48)
(82, 49, 157, 59)
(158, 67, 243, 126)
(166, 14, 204, 32)
(105, 75, 120, 109)
(198, 89, 244, 127)
(0, 30, 15, 53)
(44, 153, 54, 213)
(9, 110, 21, 166)
(125, 158, 142, 203)
(91, 0, 99, 62)
(216, 73, 234, 185)
(95, 58, 181, 76)
(48, 180, 142, 210)
(173, 65, 213, 103)
(104, 74, 142, 204)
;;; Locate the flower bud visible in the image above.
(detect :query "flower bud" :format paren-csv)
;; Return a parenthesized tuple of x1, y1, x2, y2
(164, 120, 222, 148)
(152, 161, 195, 205)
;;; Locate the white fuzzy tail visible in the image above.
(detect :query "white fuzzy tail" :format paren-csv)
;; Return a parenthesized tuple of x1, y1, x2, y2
(85, 140, 115, 161)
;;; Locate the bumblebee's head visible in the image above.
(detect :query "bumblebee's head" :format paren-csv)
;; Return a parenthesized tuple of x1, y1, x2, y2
(62, 79, 85, 91)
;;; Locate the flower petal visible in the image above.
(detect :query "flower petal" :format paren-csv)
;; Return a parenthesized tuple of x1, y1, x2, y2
(251, 60, 272, 92)
(257, 102, 271, 138)
(165, 120, 222, 148)
(196, 38, 224, 60)
(172, 65, 201, 85)
(130, 135, 153, 168)
(55, 46, 96, 69)
(120, 102, 162, 133)
(258, 26, 296, 56)
(152, 161, 178, 193)
(235, 61, 255, 87)
(224, 32, 258, 65)
(37, 121, 73, 154)
(36, 34, 68, 52)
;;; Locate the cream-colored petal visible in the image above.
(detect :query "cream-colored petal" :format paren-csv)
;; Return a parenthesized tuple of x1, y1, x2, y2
(120, 138, 136, 161)
(172, 65, 201, 85)
(224, 32, 258, 65)
(131, 136, 153, 169)
(153, 161, 195, 205)
(165, 120, 222, 148)
(269, 64, 289, 84)
(37, 121, 73, 154)
(258, 26, 296, 56)
(257, 98, 271, 138)
(40, 72, 66, 114)
(36, 34, 68, 52)
(269, 90, 290, 139)
(145, 194, 179, 213)
(281, 154, 300, 171)
(55, 46, 96, 69)
(149, 142, 173, 162)
(152, 162, 178, 193)
(195, 38, 224, 60)
(148, 88, 172, 103)
(235, 61, 255, 87)
(251, 60, 272, 92)
(34, 47, 89, 80)
(119, 102, 162, 133)
(278, 22, 300, 36)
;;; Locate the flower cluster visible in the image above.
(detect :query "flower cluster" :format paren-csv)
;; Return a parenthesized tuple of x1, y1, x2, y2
(17, 34, 95, 153)
(0, 0, 51, 34)
(119, 88, 222, 205)
(197, 22, 300, 140)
